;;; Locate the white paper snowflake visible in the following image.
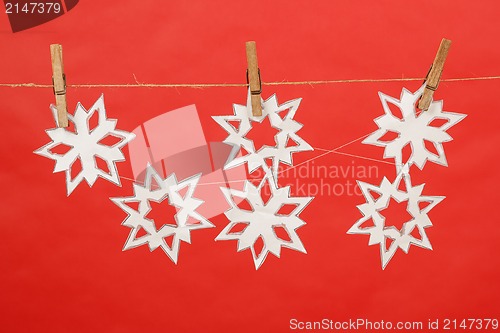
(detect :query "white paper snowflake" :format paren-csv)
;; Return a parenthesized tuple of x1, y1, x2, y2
(216, 175, 313, 269)
(213, 90, 313, 180)
(35, 95, 135, 195)
(348, 165, 444, 269)
(111, 165, 213, 264)
(363, 85, 466, 170)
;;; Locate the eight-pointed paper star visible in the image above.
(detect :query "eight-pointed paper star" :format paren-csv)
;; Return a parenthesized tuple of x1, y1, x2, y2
(348, 165, 444, 269)
(213, 90, 313, 181)
(216, 175, 313, 269)
(363, 84, 466, 170)
(35, 94, 135, 195)
(111, 165, 214, 264)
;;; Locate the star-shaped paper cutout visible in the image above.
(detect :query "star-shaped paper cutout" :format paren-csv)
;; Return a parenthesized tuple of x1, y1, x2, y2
(213, 90, 313, 180)
(348, 165, 444, 269)
(363, 84, 466, 170)
(216, 175, 313, 269)
(35, 94, 135, 195)
(111, 165, 214, 264)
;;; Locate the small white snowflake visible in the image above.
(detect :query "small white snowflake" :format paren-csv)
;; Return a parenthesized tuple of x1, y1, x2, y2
(216, 175, 313, 269)
(213, 90, 313, 181)
(35, 94, 135, 195)
(363, 85, 466, 170)
(111, 165, 214, 264)
(348, 165, 444, 269)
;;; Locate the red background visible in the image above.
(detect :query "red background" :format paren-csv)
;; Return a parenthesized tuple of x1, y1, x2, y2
(1, 1, 499, 332)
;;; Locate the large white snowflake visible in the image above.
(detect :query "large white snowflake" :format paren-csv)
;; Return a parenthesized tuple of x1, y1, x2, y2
(363, 85, 466, 170)
(216, 175, 313, 269)
(213, 90, 313, 180)
(348, 165, 444, 269)
(111, 165, 213, 264)
(35, 95, 135, 195)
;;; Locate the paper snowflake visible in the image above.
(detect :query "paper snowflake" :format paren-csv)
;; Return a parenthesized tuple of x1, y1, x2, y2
(111, 165, 213, 264)
(348, 166, 444, 269)
(35, 95, 135, 195)
(363, 85, 466, 169)
(213, 90, 313, 180)
(216, 176, 313, 269)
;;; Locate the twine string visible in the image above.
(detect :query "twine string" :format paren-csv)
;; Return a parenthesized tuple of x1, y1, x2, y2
(1, 75, 500, 89)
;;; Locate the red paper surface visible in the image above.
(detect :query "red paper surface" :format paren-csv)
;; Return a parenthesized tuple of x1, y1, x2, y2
(1, 1, 499, 332)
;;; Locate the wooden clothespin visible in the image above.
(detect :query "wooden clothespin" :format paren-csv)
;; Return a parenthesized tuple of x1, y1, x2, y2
(245, 41, 262, 116)
(418, 38, 452, 111)
(50, 44, 69, 127)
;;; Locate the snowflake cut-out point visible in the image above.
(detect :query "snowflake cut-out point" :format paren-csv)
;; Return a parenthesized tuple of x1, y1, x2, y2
(111, 165, 214, 264)
(35, 94, 135, 195)
(348, 165, 444, 269)
(213, 90, 313, 181)
(216, 175, 313, 269)
(363, 85, 466, 170)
